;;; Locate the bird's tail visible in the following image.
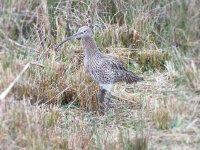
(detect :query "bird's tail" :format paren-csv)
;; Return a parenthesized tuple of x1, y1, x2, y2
(114, 70, 144, 83)
(125, 71, 144, 84)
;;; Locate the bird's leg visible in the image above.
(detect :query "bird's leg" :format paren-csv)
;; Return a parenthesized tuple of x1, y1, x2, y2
(99, 87, 106, 103)
(98, 87, 106, 112)
(105, 92, 112, 112)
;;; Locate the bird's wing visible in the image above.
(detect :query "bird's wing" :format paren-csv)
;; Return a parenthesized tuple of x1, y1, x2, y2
(101, 55, 126, 71)
(100, 55, 144, 83)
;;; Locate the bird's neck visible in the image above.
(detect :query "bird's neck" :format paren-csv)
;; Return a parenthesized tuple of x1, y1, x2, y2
(82, 36, 99, 58)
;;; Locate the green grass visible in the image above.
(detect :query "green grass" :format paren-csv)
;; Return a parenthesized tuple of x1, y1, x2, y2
(0, 0, 200, 149)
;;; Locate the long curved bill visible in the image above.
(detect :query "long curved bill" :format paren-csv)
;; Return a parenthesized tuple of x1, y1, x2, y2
(55, 32, 82, 50)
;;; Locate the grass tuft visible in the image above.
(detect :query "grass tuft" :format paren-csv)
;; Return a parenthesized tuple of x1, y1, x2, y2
(0, 0, 199, 149)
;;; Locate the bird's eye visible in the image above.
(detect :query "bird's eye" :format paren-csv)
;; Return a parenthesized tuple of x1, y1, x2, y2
(84, 30, 87, 33)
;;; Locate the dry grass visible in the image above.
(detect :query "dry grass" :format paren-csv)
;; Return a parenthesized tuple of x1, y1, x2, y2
(0, 0, 200, 149)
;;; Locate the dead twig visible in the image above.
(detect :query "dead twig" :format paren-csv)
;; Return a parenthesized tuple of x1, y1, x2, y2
(30, 61, 45, 68)
(0, 62, 30, 101)
(0, 61, 45, 101)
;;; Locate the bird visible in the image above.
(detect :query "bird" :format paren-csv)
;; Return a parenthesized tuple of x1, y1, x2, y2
(55, 26, 144, 112)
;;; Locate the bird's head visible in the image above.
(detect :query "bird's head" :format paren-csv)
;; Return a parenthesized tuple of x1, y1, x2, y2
(55, 26, 92, 50)
(77, 26, 93, 38)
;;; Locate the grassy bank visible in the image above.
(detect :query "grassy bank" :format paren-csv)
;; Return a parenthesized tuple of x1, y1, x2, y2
(0, 0, 199, 149)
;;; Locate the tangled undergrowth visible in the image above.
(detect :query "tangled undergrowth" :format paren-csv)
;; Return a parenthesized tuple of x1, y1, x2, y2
(0, 0, 199, 149)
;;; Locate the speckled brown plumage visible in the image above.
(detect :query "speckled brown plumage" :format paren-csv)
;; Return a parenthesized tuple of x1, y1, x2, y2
(56, 26, 144, 112)
(81, 31, 143, 85)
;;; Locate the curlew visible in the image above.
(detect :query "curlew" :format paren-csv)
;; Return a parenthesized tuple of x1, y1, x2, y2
(55, 26, 144, 112)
